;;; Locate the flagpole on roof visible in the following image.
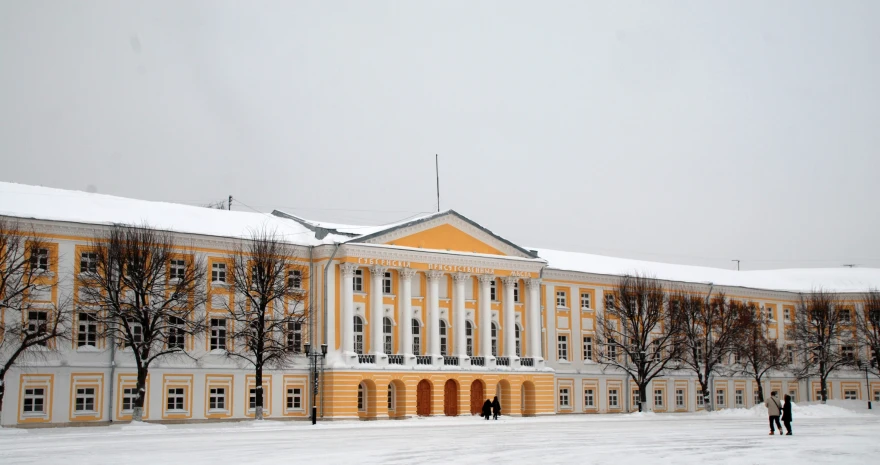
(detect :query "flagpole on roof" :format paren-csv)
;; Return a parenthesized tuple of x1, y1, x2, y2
(435, 154, 440, 213)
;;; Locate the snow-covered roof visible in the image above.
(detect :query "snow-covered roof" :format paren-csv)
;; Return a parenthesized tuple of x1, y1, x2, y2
(271, 209, 444, 237)
(0, 182, 346, 245)
(533, 248, 880, 294)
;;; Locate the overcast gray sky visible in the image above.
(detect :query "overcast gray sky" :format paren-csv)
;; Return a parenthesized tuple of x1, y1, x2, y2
(1, 1, 878, 270)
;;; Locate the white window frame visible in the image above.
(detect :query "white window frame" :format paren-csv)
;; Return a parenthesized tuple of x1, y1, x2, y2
(22, 388, 46, 414)
(491, 322, 498, 356)
(80, 252, 98, 274)
(77, 311, 98, 348)
(676, 389, 685, 408)
(513, 282, 519, 302)
(465, 321, 474, 357)
(515, 324, 522, 357)
(387, 384, 395, 411)
(170, 259, 186, 280)
(715, 389, 725, 407)
(354, 316, 365, 355)
(357, 383, 366, 412)
(167, 316, 186, 350)
(584, 389, 595, 407)
(353, 269, 363, 292)
(581, 292, 591, 310)
(382, 272, 392, 294)
(844, 389, 858, 400)
(31, 248, 50, 271)
(210, 318, 227, 351)
(287, 388, 303, 411)
(735, 389, 744, 407)
(209, 387, 226, 411)
(122, 387, 138, 413)
(556, 290, 567, 308)
(608, 389, 619, 408)
(383, 317, 393, 355)
(287, 321, 303, 353)
(248, 387, 264, 412)
(557, 334, 569, 361)
(439, 320, 448, 356)
(559, 388, 570, 408)
(632, 388, 640, 409)
(27, 310, 49, 346)
(412, 319, 421, 355)
(288, 269, 303, 290)
(167, 388, 186, 412)
(583, 336, 593, 361)
(490, 280, 497, 301)
(211, 262, 227, 283)
(654, 389, 663, 407)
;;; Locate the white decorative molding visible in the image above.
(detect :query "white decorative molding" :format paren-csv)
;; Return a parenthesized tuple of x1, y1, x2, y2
(452, 272, 471, 283)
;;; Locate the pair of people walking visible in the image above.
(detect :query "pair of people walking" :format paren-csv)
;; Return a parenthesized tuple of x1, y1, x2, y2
(764, 391, 793, 435)
(481, 396, 501, 420)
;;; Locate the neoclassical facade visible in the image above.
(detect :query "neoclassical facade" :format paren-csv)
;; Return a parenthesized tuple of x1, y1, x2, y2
(1, 181, 878, 426)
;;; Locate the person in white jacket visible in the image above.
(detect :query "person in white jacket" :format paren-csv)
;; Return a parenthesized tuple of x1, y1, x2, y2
(764, 391, 783, 435)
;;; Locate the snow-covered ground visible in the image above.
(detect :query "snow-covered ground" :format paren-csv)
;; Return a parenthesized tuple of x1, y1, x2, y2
(2, 402, 878, 464)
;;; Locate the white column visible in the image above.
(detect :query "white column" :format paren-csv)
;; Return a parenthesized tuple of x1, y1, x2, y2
(478, 275, 494, 359)
(527, 278, 542, 359)
(340, 263, 357, 355)
(503, 276, 517, 359)
(370, 266, 387, 356)
(452, 273, 469, 359)
(399, 268, 416, 358)
(426, 271, 443, 359)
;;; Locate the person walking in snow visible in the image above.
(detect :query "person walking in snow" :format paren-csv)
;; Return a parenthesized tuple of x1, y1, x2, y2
(781, 394, 793, 435)
(482, 399, 492, 420)
(765, 391, 783, 435)
(492, 396, 501, 420)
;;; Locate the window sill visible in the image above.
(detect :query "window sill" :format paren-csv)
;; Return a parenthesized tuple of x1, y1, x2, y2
(557, 359, 570, 364)
(556, 307, 570, 311)
(76, 345, 101, 352)
(208, 408, 228, 414)
(581, 308, 594, 312)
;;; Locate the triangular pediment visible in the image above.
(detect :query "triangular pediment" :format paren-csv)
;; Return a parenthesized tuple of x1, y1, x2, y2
(348, 211, 537, 259)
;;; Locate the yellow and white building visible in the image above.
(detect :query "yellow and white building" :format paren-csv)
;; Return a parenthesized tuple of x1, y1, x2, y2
(1, 181, 879, 426)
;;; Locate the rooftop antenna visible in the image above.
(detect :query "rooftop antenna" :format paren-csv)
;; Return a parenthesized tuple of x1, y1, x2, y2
(732, 259, 740, 271)
(228, 195, 233, 211)
(435, 154, 440, 212)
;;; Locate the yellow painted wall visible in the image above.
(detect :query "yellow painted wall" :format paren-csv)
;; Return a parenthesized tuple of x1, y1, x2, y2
(387, 224, 506, 255)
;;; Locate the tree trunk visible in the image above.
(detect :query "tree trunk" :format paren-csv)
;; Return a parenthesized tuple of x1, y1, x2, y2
(698, 381, 711, 412)
(820, 376, 828, 404)
(0, 377, 5, 413)
(255, 366, 264, 420)
(638, 382, 648, 412)
(755, 379, 765, 403)
(133, 366, 148, 422)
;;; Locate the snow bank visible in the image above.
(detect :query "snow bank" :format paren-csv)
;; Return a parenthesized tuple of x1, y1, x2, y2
(705, 402, 870, 419)
(120, 421, 168, 432)
(0, 427, 27, 435)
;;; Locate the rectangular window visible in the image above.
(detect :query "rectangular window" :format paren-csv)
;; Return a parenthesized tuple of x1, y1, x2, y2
(874, 390, 880, 402)
(608, 389, 619, 408)
(654, 389, 663, 407)
(249, 388, 262, 410)
(716, 390, 725, 407)
(844, 390, 858, 400)
(170, 259, 186, 280)
(842, 346, 855, 362)
(608, 340, 618, 361)
(122, 387, 137, 412)
(353, 269, 363, 292)
(632, 389, 640, 408)
(31, 248, 50, 271)
(581, 292, 591, 310)
(676, 389, 685, 408)
(556, 291, 567, 308)
(287, 388, 302, 410)
(754, 390, 760, 406)
(211, 263, 227, 283)
(513, 282, 519, 302)
(27, 311, 49, 346)
(490, 280, 497, 301)
(75, 387, 96, 412)
(287, 322, 302, 353)
(77, 312, 98, 347)
(557, 335, 568, 361)
(80, 252, 98, 274)
(605, 294, 615, 310)
(584, 389, 595, 407)
(167, 388, 185, 411)
(22, 388, 46, 413)
(697, 393, 705, 406)
(736, 389, 744, 407)
(209, 387, 226, 410)
(288, 269, 303, 290)
(126, 322, 143, 348)
(559, 388, 570, 408)
(210, 318, 227, 351)
(167, 316, 186, 350)
(583, 336, 593, 361)
(788, 390, 797, 402)
(784, 308, 791, 321)
(383, 272, 392, 294)
(787, 345, 795, 364)
(841, 309, 852, 323)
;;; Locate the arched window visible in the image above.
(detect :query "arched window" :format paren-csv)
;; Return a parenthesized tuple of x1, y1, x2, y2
(515, 324, 522, 357)
(491, 322, 498, 356)
(357, 382, 366, 412)
(412, 319, 421, 355)
(439, 320, 448, 356)
(383, 317, 393, 354)
(354, 316, 364, 355)
(387, 383, 395, 412)
(465, 321, 474, 356)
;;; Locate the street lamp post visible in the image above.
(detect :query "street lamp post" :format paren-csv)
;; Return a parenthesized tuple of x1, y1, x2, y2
(304, 343, 328, 424)
(857, 359, 873, 410)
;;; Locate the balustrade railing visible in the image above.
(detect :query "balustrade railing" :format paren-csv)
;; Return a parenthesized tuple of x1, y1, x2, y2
(358, 354, 376, 364)
(388, 354, 404, 365)
(470, 356, 485, 367)
(416, 355, 433, 365)
(496, 356, 511, 366)
(520, 357, 534, 367)
(443, 356, 459, 366)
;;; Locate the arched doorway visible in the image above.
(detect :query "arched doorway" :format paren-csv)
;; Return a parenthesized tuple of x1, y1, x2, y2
(389, 380, 406, 418)
(417, 380, 432, 416)
(444, 379, 459, 416)
(496, 380, 512, 415)
(470, 379, 485, 415)
(521, 381, 536, 416)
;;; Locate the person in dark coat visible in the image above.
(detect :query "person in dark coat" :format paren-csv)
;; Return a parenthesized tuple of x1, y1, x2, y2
(491, 396, 501, 420)
(781, 394, 793, 435)
(482, 399, 492, 420)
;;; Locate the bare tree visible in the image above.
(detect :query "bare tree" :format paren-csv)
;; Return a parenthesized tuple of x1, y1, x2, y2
(202, 200, 227, 210)
(854, 289, 880, 377)
(732, 301, 788, 403)
(223, 227, 308, 420)
(0, 218, 72, 411)
(595, 274, 682, 412)
(790, 290, 855, 403)
(77, 224, 207, 421)
(671, 287, 746, 411)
